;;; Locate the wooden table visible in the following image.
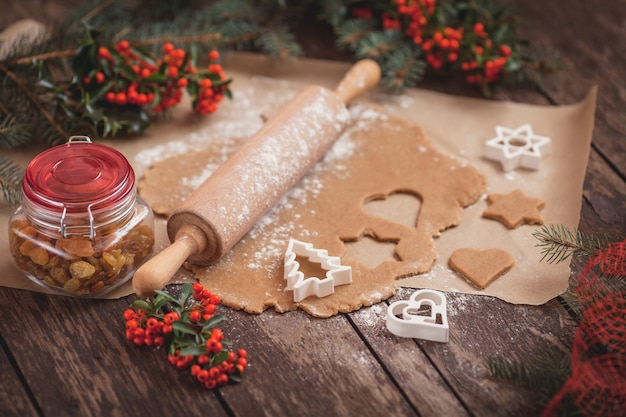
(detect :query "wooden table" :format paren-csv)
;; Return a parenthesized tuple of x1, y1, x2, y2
(1, 1, 624, 416)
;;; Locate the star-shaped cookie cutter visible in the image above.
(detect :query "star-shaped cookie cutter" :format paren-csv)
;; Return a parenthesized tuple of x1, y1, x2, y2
(483, 124, 551, 171)
(284, 238, 352, 303)
(386, 289, 449, 343)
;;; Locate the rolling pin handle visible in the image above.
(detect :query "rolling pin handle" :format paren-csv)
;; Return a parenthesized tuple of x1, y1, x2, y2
(333, 59, 381, 105)
(132, 224, 208, 297)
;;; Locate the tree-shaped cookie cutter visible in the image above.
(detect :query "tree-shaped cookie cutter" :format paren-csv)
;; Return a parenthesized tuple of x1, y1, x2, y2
(284, 238, 352, 303)
(386, 289, 449, 343)
(483, 124, 552, 171)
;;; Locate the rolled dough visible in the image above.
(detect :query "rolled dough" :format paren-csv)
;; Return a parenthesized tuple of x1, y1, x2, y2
(139, 105, 486, 317)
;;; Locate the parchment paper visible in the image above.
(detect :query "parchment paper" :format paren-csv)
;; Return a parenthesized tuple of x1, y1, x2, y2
(0, 52, 596, 304)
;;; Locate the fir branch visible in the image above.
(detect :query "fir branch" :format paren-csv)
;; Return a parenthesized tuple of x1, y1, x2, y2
(79, 0, 116, 25)
(486, 348, 571, 401)
(354, 30, 404, 60)
(334, 18, 378, 52)
(0, 63, 70, 139)
(0, 157, 24, 206)
(532, 224, 608, 264)
(0, 102, 30, 148)
(255, 24, 302, 60)
(13, 49, 77, 66)
(381, 43, 426, 92)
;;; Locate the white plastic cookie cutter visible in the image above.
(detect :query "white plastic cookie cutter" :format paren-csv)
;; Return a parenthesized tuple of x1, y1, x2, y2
(483, 124, 552, 171)
(386, 289, 449, 343)
(284, 238, 352, 303)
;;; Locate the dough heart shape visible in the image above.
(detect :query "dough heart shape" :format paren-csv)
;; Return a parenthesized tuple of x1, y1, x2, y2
(449, 248, 515, 289)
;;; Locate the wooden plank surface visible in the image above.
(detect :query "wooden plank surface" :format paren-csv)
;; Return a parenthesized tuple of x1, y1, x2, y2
(0, 337, 39, 417)
(1, 1, 624, 416)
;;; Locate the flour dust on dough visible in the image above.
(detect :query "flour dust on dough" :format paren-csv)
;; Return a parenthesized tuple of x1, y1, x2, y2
(139, 105, 486, 317)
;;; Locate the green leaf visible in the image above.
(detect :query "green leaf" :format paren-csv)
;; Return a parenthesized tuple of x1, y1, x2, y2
(130, 299, 153, 313)
(154, 289, 179, 306)
(172, 321, 199, 336)
(180, 345, 208, 357)
(210, 351, 229, 365)
(203, 314, 226, 331)
(118, 64, 139, 81)
(178, 282, 194, 307)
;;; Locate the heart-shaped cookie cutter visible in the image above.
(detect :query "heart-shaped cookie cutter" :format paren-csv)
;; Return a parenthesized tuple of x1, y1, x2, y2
(284, 238, 352, 302)
(483, 124, 552, 172)
(386, 289, 449, 343)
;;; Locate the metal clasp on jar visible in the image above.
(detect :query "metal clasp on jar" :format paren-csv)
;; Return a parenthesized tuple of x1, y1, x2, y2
(59, 203, 97, 240)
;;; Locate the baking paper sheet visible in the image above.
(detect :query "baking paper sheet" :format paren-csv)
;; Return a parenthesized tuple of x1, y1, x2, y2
(0, 53, 596, 304)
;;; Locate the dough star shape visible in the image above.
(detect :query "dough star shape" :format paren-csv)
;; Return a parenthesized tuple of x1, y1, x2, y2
(483, 124, 551, 171)
(482, 188, 545, 228)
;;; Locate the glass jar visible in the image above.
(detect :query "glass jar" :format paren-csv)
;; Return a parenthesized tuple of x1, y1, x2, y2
(8, 136, 155, 297)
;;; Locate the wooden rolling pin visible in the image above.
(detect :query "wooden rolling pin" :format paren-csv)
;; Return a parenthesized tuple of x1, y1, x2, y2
(133, 59, 381, 296)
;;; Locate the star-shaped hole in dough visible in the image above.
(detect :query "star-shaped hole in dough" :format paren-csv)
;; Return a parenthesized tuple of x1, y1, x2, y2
(482, 188, 545, 229)
(483, 124, 551, 171)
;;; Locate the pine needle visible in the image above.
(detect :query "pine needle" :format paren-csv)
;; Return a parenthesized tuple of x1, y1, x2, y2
(0, 157, 24, 207)
(486, 348, 571, 400)
(381, 43, 426, 92)
(532, 224, 607, 264)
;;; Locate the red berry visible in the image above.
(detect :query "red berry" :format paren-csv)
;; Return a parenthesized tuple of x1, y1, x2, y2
(189, 310, 201, 323)
(164, 312, 179, 324)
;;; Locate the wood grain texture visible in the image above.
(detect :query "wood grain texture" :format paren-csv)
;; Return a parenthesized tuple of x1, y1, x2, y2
(348, 301, 470, 416)
(0, 288, 228, 417)
(508, 0, 626, 176)
(0, 340, 39, 417)
(217, 308, 419, 417)
(414, 291, 575, 417)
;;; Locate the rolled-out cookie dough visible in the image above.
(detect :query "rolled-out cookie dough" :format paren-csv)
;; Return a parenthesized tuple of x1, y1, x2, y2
(139, 105, 486, 317)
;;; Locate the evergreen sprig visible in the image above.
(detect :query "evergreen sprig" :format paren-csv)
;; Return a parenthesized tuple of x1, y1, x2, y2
(318, 0, 561, 95)
(488, 226, 625, 415)
(532, 224, 611, 264)
(0, 0, 301, 151)
(0, 157, 23, 206)
(0, 0, 302, 205)
(486, 348, 571, 401)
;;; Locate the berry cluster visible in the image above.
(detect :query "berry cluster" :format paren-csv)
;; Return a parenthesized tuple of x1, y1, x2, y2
(422, 27, 463, 69)
(124, 282, 248, 390)
(81, 40, 230, 118)
(460, 22, 512, 85)
(352, 0, 519, 93)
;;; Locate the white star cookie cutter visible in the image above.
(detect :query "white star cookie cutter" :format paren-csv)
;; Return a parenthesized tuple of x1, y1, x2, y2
(386, 289, 449, 343)
(284, 238, 352, 303)
(483, 124, 552, 171)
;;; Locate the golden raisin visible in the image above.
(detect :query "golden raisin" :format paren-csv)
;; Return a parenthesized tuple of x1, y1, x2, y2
(28, 246, 49, 266)
(50, 266, 69, 284)
(69, 261, 96, 280)
(63, 278, 81, 292)
(59, 237, 95, 257)
(19, 240, 38, 256)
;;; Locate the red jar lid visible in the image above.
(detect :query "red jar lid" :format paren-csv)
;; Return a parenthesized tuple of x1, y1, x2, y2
(22, 137, 135, 213)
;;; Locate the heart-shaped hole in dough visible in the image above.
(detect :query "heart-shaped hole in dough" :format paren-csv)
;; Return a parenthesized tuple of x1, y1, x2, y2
(363, 191, 422, 228)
